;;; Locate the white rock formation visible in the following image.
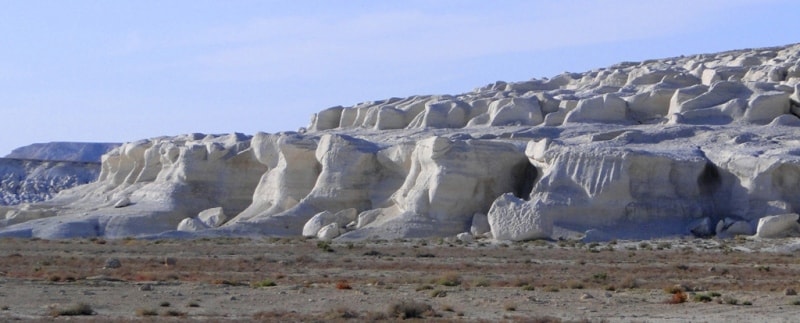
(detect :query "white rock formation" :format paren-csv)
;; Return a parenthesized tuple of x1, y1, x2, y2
(0, 133, 266, 238)
(470, 213, 490, 236)
(302, 209, 357, 237)
(316, 222, 342, 241)
(488, 194, 553, 241)
(176, 207, 227, 232)
(4, 43, 800, 241)
(177, 217, 208, 232)
(755, 213, 800, 238)
(198, 207, 228, 227)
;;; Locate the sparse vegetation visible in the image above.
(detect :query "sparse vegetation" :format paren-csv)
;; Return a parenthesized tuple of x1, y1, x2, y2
(567, 280, 584, 289)
(161, 309, 186, 317)
(136, 308, 158, 316)
(437, 271, 462, 286)
(387, 300, 435, 319)
(50, 303, 94, 316)
(667, 291, 687, 304)
(474, 278, 491, 287)
(323, 307, 360, 320)
(0, 237, 796, 320)
(316, 241, 334, 252)
(693, 293, 713, 303)
(252, 279, 277, 288)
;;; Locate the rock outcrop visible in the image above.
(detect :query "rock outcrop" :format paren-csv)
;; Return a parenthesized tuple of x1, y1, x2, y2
(4, 43, 800, 241)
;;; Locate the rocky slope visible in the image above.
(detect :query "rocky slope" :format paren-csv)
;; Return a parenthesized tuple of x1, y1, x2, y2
(0, 158, 100, 206)
(0, 142, 118, 208)
(3, 43, 800, 240)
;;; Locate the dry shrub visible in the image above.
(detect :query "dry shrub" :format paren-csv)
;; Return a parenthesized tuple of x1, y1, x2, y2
(666, 291, 687, 304)
(253, 310, 304, 321)
(136, 308, 158, 316)
(529, 316, 563, 323)
(436, 271, 462, 286)
(567, 280, 584, 289)
(212, 279, 245, 286)
(474, 278, 491, 287)
(387, 300, 435, 319)
(323, 307, 359, 320)
(619, 275, 640, 289)
(664, 285, 684, 294)
(161, 309, 186, 317)
(336, 280, 352, 290)
(50, 303, 94, 316)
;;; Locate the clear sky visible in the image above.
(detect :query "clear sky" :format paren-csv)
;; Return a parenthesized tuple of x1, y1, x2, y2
(0, 0, 798, 155)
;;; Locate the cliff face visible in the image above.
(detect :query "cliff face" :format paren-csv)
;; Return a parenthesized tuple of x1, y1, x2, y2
(3, 43, 800, 240)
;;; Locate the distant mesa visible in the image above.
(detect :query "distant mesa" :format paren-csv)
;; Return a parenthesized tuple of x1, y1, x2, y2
(3, 43, 800, 241)
(5, 142, 120, 163)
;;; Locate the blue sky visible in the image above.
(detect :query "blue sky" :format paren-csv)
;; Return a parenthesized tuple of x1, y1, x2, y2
(0, 0, 798, 155)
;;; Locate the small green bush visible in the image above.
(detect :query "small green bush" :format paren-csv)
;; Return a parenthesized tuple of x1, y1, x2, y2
(252, 279, 277, 288)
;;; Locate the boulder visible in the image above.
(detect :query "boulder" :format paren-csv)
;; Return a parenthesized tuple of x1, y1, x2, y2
(755, 214, 800, 238)
(198, 207, 227, 227)
(302, 209, 358, 237)
(470, 213, 490, 236)
(488, 194, 552, 241)
(716, 218, 754, 238)
(113, 197, 131, 208)
(302, 211, 334, 237)
(689, 217, 713, 237)
(456, 232, 474, 243)
(177, 217, 209, 232)
(317, 223, 342, 241)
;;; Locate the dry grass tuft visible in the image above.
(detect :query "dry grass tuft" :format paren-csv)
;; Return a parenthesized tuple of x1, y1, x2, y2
(436, 271, 462, 286)
(50, 303, 94, 316)
(135, 308, 158, 316)
(387, 300, 435, 319)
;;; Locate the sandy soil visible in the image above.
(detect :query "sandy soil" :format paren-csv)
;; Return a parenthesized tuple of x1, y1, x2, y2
(0, 236, 799, 322)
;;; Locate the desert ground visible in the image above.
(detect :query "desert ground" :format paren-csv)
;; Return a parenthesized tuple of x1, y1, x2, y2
(0, 236, 799, 322)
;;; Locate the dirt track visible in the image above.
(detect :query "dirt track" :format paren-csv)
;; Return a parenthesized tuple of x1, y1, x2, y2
(0, 237, 799, 322)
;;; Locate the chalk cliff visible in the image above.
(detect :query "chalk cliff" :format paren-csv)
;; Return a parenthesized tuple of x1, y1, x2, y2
(3, 43, 800, 240)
